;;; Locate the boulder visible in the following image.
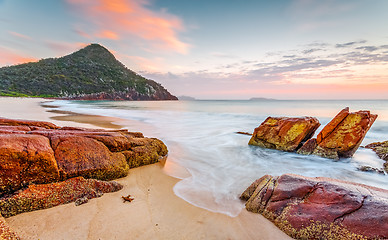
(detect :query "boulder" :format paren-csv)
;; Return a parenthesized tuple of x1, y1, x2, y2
(122, 138, 168, 168)
(0, 177, 123, 218)
(365, 141, 388, 173)
(248, 117, 320, 152)
(365, 141, 388, 161)
(312, 109, 377, 159)
(0, 213, 19, 240)
(0, 118, 58, 129)
(0, 134, 60, 194)
(241, 174, 388, 239)
(51, 136, 129, 180)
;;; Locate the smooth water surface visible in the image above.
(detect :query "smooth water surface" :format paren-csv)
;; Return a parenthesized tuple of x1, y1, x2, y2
(47, 100, 388, 217)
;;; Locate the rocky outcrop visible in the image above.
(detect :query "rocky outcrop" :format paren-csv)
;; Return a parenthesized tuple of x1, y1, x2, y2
(0, 118, 168, 195)
(241, 174, 388, 239)
(0, 177, 122, 218)
(249, 108, 377, 160)
(311, 108, 377, 159)
(365, 141, 388, 172)
(0, 134, 60, 194)
(0, 117, 58, 129)
(248, 117, 320, 152)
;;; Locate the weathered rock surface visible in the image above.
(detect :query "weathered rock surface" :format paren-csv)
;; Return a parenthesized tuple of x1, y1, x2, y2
(0, 118, 58, 129)
(249, 108, 378, 160)
(0, 177, 122, 218)
(0, 213, 19, 240)
(0, 117, 168, 195)
(365, 140, 388, 173)
(241, 174, 388, 239)
(311, 108, 377, 159)
(52, 136, 129, 180)
(248, 117, 320, 152)
(0, 134, 60, 194)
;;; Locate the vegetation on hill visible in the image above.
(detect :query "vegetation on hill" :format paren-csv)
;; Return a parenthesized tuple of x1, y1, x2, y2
(0, 44, 177, 100)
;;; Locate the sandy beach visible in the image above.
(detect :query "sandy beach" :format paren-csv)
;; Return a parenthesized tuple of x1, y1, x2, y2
(0, 97, 291, 240)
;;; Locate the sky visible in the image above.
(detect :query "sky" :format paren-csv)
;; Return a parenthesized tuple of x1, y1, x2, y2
(0, 0, 388, 100)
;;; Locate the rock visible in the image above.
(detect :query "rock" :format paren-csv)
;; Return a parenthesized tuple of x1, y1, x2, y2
(0, 177, 123, 218)
(236, 131, 252, 136)
(122, 138, 168, 168)
(0, 213, 20, 240)
(312, 109, 377, 159)
(0, 118, 58, 129)
(365, 141, 388, 173)
(241, 174, 388, 239)
(357, 166, 385, 174)
(365, 141, 388, 161)
(51, 136, 129, 180)
(0, 134, 60, 194)
(74, 197, 89, 206)
(248, 117, 320, 152)
(296, 138, 317, 155)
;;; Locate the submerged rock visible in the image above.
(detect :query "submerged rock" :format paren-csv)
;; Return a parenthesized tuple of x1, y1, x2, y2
(241, 174, 388, 239)
(365, 141, 388, 173)
(248, 117, 320, 152)
(0, 177, 122, 218)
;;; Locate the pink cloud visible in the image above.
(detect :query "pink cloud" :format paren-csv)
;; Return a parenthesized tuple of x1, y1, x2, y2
(9, 31, 32, 40)
(97, 30, 119, 40)
(66, 0, 190, 54)
(0, 47, 37, 66)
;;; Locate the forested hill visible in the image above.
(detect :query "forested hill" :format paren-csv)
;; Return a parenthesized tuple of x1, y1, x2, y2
(0, 44, 178, 100)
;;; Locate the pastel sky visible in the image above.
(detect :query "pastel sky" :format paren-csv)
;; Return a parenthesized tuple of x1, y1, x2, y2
(1, 0, 388, 99)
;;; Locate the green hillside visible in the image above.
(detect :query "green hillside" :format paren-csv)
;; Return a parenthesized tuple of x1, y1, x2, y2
(0, 44, 177, 100)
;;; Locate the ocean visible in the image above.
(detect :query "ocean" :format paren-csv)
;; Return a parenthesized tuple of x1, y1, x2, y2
(47, 99, 388, 217)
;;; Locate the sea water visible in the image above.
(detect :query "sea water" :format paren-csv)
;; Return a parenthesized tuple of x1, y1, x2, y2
(47, 100, 388, 217)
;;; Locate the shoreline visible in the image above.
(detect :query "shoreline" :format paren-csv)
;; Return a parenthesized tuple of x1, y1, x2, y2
(1, 97, 291, 239)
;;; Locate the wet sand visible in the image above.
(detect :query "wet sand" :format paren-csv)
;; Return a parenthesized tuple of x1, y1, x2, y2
(1, 97, 291, 240)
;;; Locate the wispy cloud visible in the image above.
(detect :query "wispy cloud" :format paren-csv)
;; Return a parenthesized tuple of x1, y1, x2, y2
(142, 40, 388, 99)
(0, 47, 37, 66)
(45, 41, 88, 56)
(9, 31, 32, 40)
(66, 0, 190, 54)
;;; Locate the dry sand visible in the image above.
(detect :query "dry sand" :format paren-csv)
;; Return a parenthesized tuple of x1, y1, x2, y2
(1, 97, 292, 240)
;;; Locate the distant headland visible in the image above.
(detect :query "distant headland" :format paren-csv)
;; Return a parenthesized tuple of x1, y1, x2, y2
(0, 44, 178, 101)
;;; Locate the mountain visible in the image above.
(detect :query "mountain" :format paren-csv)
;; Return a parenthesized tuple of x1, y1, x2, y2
(0, 44, 178, 100)
(249, 97, 277, 101)
(178, 95, 196, 100)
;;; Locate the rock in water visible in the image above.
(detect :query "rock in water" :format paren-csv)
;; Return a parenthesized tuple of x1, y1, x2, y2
(304, 108, 377, 159)
(0, 177, 123, 218)
(240, 174, 388, 239)
(365, 141, 388, 173)
(248, 117, 320, 152)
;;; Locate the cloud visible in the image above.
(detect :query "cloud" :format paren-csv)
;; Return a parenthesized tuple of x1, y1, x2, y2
(66, 0, 190, 54)
(9, 31, 32, 40)
(0, 47, 37, 66)
(335, 40, 367, 48)
(97, 30, 119, 40)
(142, 40, 388, 99)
